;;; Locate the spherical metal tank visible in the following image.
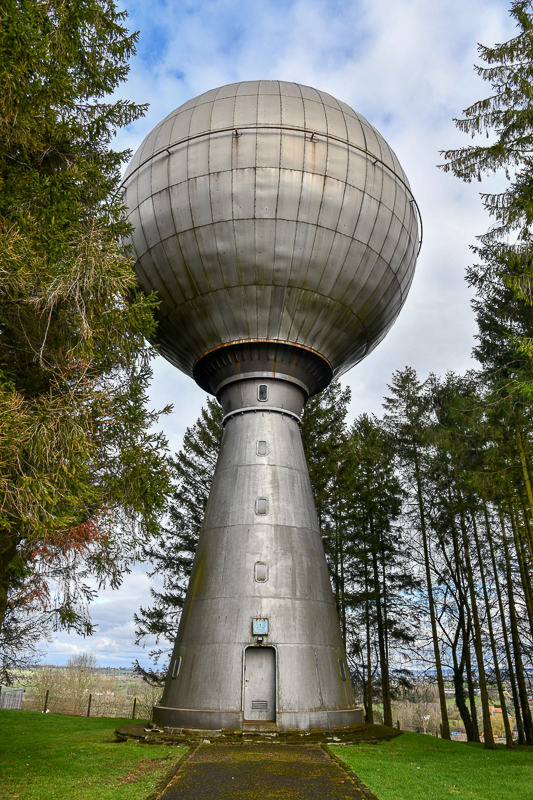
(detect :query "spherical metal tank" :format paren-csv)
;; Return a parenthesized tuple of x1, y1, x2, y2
(122, 80, 420, 389)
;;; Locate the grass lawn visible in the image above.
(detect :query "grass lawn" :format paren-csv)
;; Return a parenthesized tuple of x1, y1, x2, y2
(332, 731, 533, 800)
(0, 710, 186, 800)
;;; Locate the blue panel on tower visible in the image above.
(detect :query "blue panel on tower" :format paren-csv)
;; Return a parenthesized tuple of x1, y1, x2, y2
(252, 618, 269, 635)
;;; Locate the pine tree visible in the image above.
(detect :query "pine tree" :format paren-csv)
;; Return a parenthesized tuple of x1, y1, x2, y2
(383, 367, 452, 739)
(0, 1, 171, 657)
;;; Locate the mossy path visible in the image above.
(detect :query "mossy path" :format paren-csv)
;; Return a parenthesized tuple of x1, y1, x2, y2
(153, 743, 377, 799)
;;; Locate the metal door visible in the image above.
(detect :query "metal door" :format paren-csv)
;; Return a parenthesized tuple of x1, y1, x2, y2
(244, 647, 276, 721)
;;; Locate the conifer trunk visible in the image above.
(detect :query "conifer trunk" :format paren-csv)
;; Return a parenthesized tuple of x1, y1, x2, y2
(502, 526, 533, 745)
(465, 642, 481, 740)
(495, 508, 526, 745)
(454, 479, 495, 749)
(370, 517, 392, 726)
(512, 503, 533, 635)
(364, 549, 374, 724)
(413, 449, 451, 738)
(471, 510, 514, 747)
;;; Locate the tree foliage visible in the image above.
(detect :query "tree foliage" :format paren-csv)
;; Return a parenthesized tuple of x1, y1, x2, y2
(0, 0, 172, 667)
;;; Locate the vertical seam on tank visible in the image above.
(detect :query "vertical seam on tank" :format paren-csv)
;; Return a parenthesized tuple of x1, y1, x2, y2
(246, 83, 259, 341)
(207, 102, 233, 343)
(220, 90, 243, 338)
(287, 87, 306, 307)
(147, 123, 175, 316)
(311, 108, 351, 344)
(178, 109, 208, 310)
(270, 80, 283, 341)
(296, 100, 325, 334)
(290, 92, 326, 346)
(187, 104, 216, 303)
(230, 88, 243, 340)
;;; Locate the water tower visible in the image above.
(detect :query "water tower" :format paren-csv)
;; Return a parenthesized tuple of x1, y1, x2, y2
(123, 81, 420, 731)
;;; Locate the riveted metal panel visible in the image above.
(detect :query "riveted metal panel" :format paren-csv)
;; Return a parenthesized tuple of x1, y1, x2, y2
(169, 105, 193, 145)
(380, 213, 404, 266)
(302, 99, 328, 135)
(257, 90, 282, 125)
(177, 228, 212, 295)
(236, 79, 260, 96)
(368, 202, 394, 255)
(259, 79, 281, 96)
(346, 148, 367, 192)
(255, 168, 280, 219)
(297, 172, 325, 225)
(255, 218, 277, 287)
(126, 206, 147, 257)
(188, 99, 215, 136)
(256, 130, 282, 169)
(280, 128, 305, 172)
(290, 221, 318, 285)
(168, 140, 189, 185)
(138, 124, 161, 168)
(232, 127, 257, 170)
(272, 219, 297, 284)
(344, 113, 367, 151)
(212, 219, 239, 285)
(234, 93, 258, 128)
(380, 167, 398, 213)
(188, 174, 213, 228)
(317, 176, 345, 230)
(138, 196, 160, 251)
(281, 93, 305, 129)
(324, 138, 349, 183)
(168, 180, 193, 233)
(324, 103, 347, 139)
(194, 223, 226, 292)
(317, 232, 353, 296)
(210, 170, 233, 223)
(303, 136, 327, 176)
(233, 219, 257, 285)
(233, 168, 257, 220)
(147, 242, 181, 308)
(187, 134, 210, 179)
(364, 161, 384, 203)
(277, 169, 303, 223)
(209, 130, 233, 174)
(154, 116, 176, 152)
(361, 121, 383, 162)
(150, 155, 170, 205)
(211, 95, 236, 129)
(300, 84, 323, 103)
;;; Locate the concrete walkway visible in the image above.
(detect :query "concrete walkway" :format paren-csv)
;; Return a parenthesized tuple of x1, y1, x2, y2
(151, 743, 379, 800)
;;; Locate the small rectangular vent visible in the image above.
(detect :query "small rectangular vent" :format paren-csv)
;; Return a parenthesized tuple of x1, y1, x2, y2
(251, 700, 268, 710)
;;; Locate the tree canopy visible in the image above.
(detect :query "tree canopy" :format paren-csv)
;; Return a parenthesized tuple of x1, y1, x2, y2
(0, 0, 172, 679)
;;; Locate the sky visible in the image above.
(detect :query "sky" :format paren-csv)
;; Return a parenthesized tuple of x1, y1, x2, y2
(42, 0, 516, 668)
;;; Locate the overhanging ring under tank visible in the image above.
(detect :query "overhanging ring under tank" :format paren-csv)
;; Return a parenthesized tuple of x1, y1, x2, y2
(193, 339, 333, 398)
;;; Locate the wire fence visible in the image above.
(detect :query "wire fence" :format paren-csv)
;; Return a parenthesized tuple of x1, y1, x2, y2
(21, 690, 154, 720)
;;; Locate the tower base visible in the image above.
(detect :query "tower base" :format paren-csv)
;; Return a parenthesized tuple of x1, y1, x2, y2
(152, 705, 364, 732)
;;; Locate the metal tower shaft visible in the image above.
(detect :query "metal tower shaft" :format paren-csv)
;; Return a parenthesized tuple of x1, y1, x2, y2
(154, 360, 362, 731)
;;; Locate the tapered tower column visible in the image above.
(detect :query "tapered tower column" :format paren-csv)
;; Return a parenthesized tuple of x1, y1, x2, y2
(154, 343, 362, 731)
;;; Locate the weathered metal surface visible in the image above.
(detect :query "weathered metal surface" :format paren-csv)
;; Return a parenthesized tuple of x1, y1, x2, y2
(128, 81, 419, 733)
(123, 81, 420, 384)
(153, 376, 363, 732)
